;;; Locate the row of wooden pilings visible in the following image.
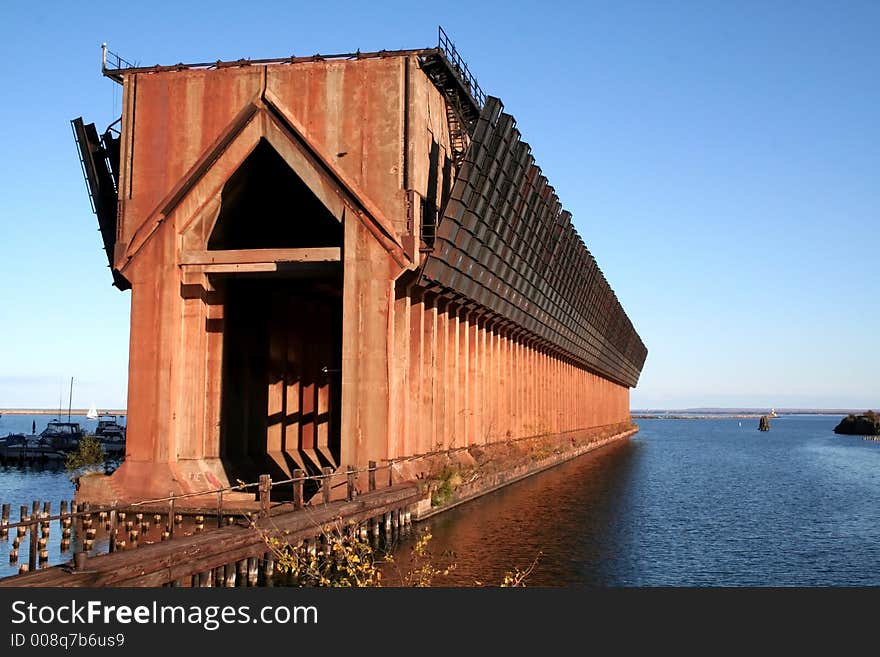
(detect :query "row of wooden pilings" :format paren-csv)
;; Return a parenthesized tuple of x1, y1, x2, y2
(2, 500, 74, 573)
(0, 460, 420, 586)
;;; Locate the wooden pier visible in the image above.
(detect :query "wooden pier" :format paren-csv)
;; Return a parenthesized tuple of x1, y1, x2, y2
(0, 462, 419, 587)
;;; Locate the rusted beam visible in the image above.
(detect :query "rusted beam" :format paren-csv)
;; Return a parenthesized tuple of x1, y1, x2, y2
(180, 248, 341, 266)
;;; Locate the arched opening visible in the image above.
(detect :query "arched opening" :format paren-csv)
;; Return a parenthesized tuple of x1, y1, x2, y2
(211, 138, 343, 499)
(209, 138, 342, 250)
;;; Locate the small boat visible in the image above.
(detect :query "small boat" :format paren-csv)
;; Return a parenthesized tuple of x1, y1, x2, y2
(0, 433, 66, 462)
(95, 415, 126, 456)
(40, 420, 84, 451)
(87, 403, 99, 420)
(95, 415, 125, 441)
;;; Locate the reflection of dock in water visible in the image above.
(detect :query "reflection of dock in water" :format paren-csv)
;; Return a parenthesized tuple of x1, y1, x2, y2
(0, 440, 67, 467)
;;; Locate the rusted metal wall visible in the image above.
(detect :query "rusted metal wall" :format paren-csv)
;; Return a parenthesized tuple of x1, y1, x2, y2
(79, 52, 642, 504)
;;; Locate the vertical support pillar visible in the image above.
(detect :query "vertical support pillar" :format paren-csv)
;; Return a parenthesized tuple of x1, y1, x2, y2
(407, 288, 424, 456)
(423, 294, 437, 454)
(455, 306, 466, 447)
(434, 298, 447, 450)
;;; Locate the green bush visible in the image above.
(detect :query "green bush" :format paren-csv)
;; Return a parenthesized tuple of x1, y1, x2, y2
(65, 435, 105, 471)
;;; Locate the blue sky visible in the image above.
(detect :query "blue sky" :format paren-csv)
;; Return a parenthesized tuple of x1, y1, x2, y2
(0, 1, 877, 410)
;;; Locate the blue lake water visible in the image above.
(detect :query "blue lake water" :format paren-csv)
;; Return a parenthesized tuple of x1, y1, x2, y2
(2, 414, 878, 585)
(384, 415, 880, 586)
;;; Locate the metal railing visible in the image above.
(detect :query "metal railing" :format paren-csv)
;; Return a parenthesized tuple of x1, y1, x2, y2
(438, 26, 486, 109)
(101, 43, 136, 72)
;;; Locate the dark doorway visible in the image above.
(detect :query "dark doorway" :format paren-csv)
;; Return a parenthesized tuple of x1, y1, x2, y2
(220, 277, 342, 498)
(209, 137, 344, 500)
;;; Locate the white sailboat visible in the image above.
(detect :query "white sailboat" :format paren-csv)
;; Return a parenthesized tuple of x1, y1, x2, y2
(87, 403, 99, 420)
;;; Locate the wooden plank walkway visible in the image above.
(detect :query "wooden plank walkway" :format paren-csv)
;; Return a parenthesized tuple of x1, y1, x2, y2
(0, 483, 418, 587)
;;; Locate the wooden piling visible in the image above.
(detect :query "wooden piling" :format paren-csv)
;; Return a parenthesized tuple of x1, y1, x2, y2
(293, 469, 303, 510)
(42, 503, 51, 538)
(368, 461, 377, 492)
(29, 501, 39, 572)
(109, 508, 118, 553)
(18, 507, 27, 541)
(217, 490, 224, 528)
(262, 553, 275, 587)
(322, 467, 333, 503)
(1, 503, 9, 539)
(347, 465, 356, 501)
(259, 474, 271, 518)
(247, 557, 259, 586)
(168, 492, 175, 539)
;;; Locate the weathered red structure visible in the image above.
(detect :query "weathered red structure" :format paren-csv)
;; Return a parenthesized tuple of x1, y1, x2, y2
(73, 33, 646, 504)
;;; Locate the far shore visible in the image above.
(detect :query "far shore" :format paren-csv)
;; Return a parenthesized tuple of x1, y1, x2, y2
(0, 408, 127, 416)
(632, 410, 860, 420)
(633, 413, 767, 419)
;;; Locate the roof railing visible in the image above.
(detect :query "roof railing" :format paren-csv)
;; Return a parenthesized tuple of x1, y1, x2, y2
(101, 43, 137, 82)
(438, 26, 486, 108)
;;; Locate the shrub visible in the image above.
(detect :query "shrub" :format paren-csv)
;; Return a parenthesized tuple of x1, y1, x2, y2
(65, 435, 105, 472)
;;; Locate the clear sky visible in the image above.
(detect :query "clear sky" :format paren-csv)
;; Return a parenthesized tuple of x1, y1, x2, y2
(0, 1, 877, 411)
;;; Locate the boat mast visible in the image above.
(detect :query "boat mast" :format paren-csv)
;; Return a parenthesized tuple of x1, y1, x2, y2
(67, 376, 73, 423)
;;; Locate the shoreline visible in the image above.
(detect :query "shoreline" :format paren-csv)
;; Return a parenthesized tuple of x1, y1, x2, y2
(631, 413, 846, 420)
(0, 409, 127, 416)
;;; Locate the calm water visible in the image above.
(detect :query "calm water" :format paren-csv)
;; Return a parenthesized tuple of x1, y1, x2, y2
(0, 414, 126, 578)
(384, 415, 880, 586)
(2, 414, 878, 585)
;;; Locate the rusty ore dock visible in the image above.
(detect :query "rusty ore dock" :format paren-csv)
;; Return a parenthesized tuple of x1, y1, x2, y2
(70, 32, 647, 515)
